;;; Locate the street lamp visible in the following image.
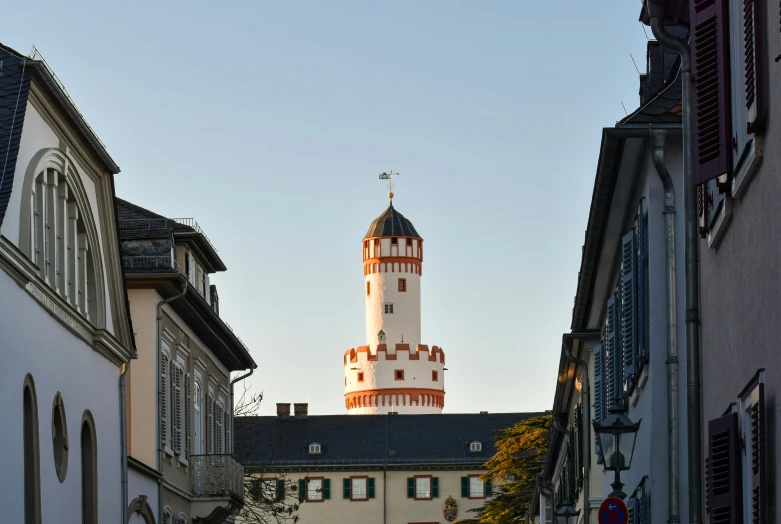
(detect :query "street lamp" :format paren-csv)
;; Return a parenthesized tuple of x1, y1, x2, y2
(553, 501, 581, 524)
(593, 408, 641, 499)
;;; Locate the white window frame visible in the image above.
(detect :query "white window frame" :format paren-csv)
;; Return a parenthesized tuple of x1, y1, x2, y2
(308, 443, 322, 454)
(262, 479, 278, 501)
(469, 441, 482, 452)
(351, 477, 367, 500)
(415, 477, 431, 499)
(384, 303, 394, 314)
(307, 478, 323, 501)
(469, 476, 485, 498)
(738, 370, 765, 524)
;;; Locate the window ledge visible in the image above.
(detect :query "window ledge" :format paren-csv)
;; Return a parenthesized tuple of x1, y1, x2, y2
(731, 137, 763, 198)
(707, 197, 733, 249)
(164, 446, 174, 458)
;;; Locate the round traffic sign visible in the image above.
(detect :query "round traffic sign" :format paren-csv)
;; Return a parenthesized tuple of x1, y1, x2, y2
(598, 497, 628, 524)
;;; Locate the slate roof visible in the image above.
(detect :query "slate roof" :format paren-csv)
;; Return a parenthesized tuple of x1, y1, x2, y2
(234, 412, 544, 470)
(364, 203, 422, 240)
(619, 65, 682, 126)
(0, 45, 33, 232)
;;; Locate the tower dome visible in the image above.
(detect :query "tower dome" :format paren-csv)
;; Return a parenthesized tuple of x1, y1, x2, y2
(344, 200, 445, 415)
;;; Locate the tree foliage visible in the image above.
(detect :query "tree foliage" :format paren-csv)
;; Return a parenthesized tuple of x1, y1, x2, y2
(233, 385, 302, 523)
(469, 413, 552, 524)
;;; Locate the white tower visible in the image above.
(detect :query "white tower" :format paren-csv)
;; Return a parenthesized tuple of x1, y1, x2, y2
(344, 192, 445, 415)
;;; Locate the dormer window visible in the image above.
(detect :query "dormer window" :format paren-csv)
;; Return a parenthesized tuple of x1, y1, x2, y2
(391, 237, 398, 245)
(308, 443, 322, 455)
(469, 441, 482, 452)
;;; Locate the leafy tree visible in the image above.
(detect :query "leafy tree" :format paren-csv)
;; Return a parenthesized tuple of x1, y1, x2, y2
(233, 385, 303, 523)
(469, 413, 552, 523)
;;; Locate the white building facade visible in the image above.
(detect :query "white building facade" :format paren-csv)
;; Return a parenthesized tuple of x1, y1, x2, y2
(344, 200, 445, 414)
(0, 44, 135, 523)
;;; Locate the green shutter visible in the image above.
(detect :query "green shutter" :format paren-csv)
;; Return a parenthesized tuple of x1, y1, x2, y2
(298, 479, 306, 502)
(251, 478, 260, 501)
(324, 478, 331, 499)
(432, 477, 439, 498)
(343, 478, 351, 499)
(461, 477, 469, 497)
(368, 477, 375, 499)
(486, 480, 493, 496)
(277, 479, 285, 501)
(407, 477, 414, 498)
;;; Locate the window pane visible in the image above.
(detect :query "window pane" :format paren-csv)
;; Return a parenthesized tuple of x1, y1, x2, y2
(351, 478, 367, 498)
(308, 479, 323, 500)
(415, 477, 431, 498)
(262, 480, 277, 500)
(469, 477, 484, 497)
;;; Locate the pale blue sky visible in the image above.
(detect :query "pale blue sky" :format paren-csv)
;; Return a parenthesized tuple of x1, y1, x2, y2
(3, 1, 650, 415)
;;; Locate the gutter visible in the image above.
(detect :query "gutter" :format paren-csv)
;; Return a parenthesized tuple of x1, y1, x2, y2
(647, 7, 702, 524)
(230, 368, 255, 454)
(120, 360, 133, 524)
(157, 276, 188, 522)
(650, 127, 680, 524)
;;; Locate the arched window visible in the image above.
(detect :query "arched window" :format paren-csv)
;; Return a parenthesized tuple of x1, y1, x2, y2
(81, 411, 97, 524)
(162, 507, 173, 524)
(194, 381, 202, 454)
(23, 374, 41, 524)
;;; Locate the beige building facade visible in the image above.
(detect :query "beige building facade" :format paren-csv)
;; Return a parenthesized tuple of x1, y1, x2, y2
(119, 199, 256, 524)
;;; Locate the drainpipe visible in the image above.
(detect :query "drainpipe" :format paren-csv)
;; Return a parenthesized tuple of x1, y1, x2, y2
(157, 276, 188, 522)
(648, 8, 701, 524)
(562, 332, 600, 523)
(650, 127, 680, 524)
(120, 358, 134, 524)
(230, 368, 254, 453)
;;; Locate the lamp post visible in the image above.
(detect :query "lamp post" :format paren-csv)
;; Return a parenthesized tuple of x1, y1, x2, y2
(592, 408, 641, 499)
(553, 501, 581, 524)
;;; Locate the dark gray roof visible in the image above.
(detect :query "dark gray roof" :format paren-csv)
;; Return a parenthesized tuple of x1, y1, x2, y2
(234, 412, 544, 470)
(619, 66, 682, 126)
(364, 203, 422, 240)
(0, 44, 33, 231)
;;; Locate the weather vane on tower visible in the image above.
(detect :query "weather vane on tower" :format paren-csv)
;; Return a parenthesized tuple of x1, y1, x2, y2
(378, 171, 399, 202)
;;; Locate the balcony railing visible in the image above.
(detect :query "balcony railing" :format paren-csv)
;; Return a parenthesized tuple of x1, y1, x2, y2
(122, 255, 176, 270)
(171, 218, 219, 254)
(191, 454, 244, 503)
(118, 218, 171, 229)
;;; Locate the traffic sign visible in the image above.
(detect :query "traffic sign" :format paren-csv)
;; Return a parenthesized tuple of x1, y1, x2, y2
(598, 497, 628, 524)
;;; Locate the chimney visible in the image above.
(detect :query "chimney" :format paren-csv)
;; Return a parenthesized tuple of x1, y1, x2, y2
(293, 403, 308, 417)
(276, 403, 291, 418)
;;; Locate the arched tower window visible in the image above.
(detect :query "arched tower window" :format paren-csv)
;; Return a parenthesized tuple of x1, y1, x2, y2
(23, 374, 41, 524)
(81, 410, 98, 524)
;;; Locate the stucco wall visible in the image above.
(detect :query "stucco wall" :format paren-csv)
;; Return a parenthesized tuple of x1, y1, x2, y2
(241, 469, 488, 524)
(365, 270, 421, 348)
(699, 2, 781, 518)
(128, 468, 159, 523)
(128, 288, 159, 468)
(0, 268, 123, 523)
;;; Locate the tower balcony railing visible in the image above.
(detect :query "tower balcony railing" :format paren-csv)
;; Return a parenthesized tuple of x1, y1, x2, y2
(190, 454, 245, 504)
(122, 255, 178, 271)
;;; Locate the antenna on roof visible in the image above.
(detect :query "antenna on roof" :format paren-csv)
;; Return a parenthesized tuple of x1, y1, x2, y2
(641, 22, 653, 41)
(621, 102, 629, 116)
(630, 54, 641, 75)
(378, 171, 399, 202)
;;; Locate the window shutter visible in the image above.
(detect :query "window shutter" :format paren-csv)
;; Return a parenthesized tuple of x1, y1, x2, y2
(575, 403, 583, 489)
(621, 230, 638, 384)
(216, 405, 224, 453)
(744, 0, 766, 133)
(690, 0, 733, 185)
(593, 343, 605, 463)
(707, 412, 742, 523)
(207, 393, 214, 454)
(486, 480, 493, 496)
(407, 478, 414, 498)
(251, 479, 260, 501)
(172, 363, 181, 454)
(605, 296, 623, 410)
(276, 479, 285, 502)
(704, 455, 711, 514)
(225, 409, 231, 455)
(368, 477, 375, 499)
(750, 382, 766, 524)
(161, 354, 168, 445)
(636, 202, 647, 369)
(432, 476, 439, 498)
(343, 478, 351, 499)
(461, 476, 469, 497)
(628, 497, 639, 524)
(185, 373, 191, 459)
(298, 479, 306, 502)
(323, 478, 331, 500)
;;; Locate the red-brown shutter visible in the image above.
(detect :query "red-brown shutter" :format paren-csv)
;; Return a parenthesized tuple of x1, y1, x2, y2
(708, 412, 742, 524)
(744, 0, 766, 133)
(750, 383, 766, 524)
(690, 0, 733, 185)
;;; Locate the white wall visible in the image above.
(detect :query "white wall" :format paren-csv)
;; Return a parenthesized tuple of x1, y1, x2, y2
(0, 269, 123, 524)
(365, 269, 421, 348)
(128, 468, 159, 523)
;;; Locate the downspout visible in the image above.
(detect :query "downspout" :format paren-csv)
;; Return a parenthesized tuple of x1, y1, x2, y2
(230, 368, 254, 453)
(562, 332, 599, 523)
(157, 276, 188, 522)
(650, 127, 680, 524)
(648, 10, 701, 524)
(120, 359, 133, 524)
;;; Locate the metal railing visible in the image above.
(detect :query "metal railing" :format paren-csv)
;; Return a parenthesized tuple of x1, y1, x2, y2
(118, 218, 171, 229)
(122, 255, 176, 270)
(171, 218, 219, 254)
(191, 454, 244, 503)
